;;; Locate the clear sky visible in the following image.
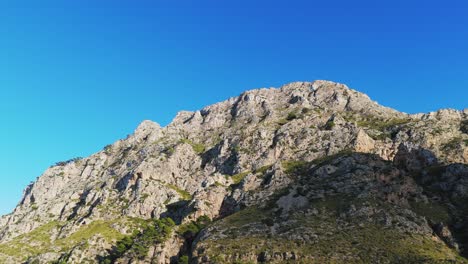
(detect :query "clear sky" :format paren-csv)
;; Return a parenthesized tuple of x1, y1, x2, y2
(0, 0, 467, 215)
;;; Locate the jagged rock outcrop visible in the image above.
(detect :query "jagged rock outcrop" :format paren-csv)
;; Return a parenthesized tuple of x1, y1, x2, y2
(0, 80, 467, 263)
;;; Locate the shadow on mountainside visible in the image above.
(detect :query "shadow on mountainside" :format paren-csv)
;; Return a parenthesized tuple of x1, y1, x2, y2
(191, 147, 468, 263)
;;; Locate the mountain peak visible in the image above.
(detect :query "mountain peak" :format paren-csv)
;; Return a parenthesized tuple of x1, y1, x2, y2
(0, 81, 467, 263)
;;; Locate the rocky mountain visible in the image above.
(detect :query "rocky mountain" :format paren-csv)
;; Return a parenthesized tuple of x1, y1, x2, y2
(0, 80, 467, 263)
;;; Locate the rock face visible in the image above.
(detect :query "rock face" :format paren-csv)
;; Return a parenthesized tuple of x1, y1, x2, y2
(0, 80, 467, 263)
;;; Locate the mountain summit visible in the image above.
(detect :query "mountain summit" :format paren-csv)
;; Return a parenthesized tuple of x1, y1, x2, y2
(1, 81, 467, 263)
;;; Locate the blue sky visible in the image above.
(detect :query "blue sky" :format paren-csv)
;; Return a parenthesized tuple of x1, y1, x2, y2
(0, 0, 467, 215)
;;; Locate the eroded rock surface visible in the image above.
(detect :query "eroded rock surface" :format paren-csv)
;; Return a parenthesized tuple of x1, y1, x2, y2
(0, 81, 467, 263)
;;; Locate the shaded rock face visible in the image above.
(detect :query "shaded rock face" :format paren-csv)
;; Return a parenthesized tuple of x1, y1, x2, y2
(0, 80, 467, 263)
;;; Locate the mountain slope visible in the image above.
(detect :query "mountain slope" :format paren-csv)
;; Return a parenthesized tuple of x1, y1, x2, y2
(0, 80, 467, 263)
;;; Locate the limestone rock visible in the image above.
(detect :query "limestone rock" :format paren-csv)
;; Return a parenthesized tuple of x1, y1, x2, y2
(0, 80, 466, 263)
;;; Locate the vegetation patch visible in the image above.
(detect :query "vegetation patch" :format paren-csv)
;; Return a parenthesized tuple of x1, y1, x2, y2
(230, 171, 250, 185)
(57, 220, 125, 248)
(356, 116, 411, 131)
(177, 215, 211, 239)
(179, 255, 189, 264)
(103, 144, 113, 154)
(218, 206, 269, 229)
(277, 118, 288, 126)
(100, 217, 175, 263)
(324, 120, 335, 130)
(283, 150, 354, 176)
(311, 149, 354, 165)
(286, 111, 298, 121)
(0, 219, 129, 262)
(164, 146, 175, 155)
(166, 184, 192, 201)
(410, 201, 450, 224)
(53, 157, 83, 167)
(179, 139, 206, 154)
(0, 221, 61, 261)
(199, 201, 464, 264)
(253, 164, 273, 176)
(282, 160, 309, 175)
(200, 225, 465, 263)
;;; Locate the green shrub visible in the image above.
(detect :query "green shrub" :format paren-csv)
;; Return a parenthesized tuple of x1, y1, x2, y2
(311, 149, 353, 165)
(357, 117, 410, 131)
(179, 255, 189, 264)
(53, 157, 83, 167)
(100, 218, 175, 262)
(277, 119, 288, 126)
(324, 120, 335, 130)
(230, 171, 250, 184)
(165, 146, 175, 155)
(166, 184, 192, 201)
(282, 160, 309, 175)
(179, 139, 206, 154)
(103, 144, 112, 154)
(286, 111, 297, 121)
(177, 215, 211, 239)
(253, 164, 273, 175)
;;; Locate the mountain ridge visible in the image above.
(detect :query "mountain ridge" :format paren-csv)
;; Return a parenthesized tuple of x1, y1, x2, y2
(0, 80, 467, 263)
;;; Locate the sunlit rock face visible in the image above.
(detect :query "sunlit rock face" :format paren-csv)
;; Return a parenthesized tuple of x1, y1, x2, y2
(0, 81, 467, 264)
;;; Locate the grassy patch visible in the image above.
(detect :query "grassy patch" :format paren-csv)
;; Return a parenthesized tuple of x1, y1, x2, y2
(311, 149, 354, 165)
(166, 184, 192, 201)
(277, 119, 288, 126)
(286, 111, 298, 121)
(230, 171, 250, 185)
(0, 219, 128, 262)
(356, 117, 411, 131)
(57, 220, 124, 248)
(282, 160, 309, 175)
(200, 208, 464, 263)
(324, 120, 335, 130)
(179, 139, 206, 154)
(177, 215, 211, 238)
(410, 201, 450, 224)
(282, 150, 353, 176)
(253, 164, 273, 175)
(219, 207, 269, 228)
(0, 221, 61, 260)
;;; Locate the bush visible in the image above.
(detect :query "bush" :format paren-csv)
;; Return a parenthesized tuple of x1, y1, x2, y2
(179, 139, 206, 154)
(177, 216, 211, 239)
(286, 112, 297, 121)
(179, 255, 189, 264)
(166, 184, 192, 201)
(253, 164, 273, 175)
(53, 157, 83, 167)
(103, 144, 112, 154)
(357, 117, 410, 131)
(230, 171, 250, 184)
(324, 120, 335, 130)
(100, 218, 175, 262)
(282, 160, 309, 175)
